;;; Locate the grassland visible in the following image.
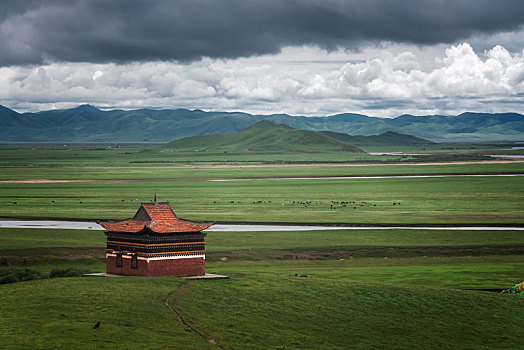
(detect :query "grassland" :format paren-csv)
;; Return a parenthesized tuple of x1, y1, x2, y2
(1, 142, 523, 226)
(2, 141, 520, 167)
(0, 144, 393, 167)
(1, 161, 524, 181)
(0, 277, 208, 349)
(2, 227, 523, 289)
(178, 276, 523, 349)
(1, 141, 523, 348)
(1, 276, 523, 349)
(1, 175, 523, 224)
(2, 226, 523, 260)
(1, 226, 523, 349)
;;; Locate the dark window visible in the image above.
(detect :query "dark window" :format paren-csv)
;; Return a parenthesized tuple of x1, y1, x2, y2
(116, 253, 123, 267)
(131, 255, 138, 269)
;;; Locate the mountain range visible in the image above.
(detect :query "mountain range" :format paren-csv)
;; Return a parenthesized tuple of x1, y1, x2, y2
(0, 104, 523, 142)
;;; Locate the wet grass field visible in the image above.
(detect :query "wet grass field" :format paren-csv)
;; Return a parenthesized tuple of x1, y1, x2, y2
(1, 175, 523, 224)
(1, 226, 523, 349)
(1, 143, 523, 348)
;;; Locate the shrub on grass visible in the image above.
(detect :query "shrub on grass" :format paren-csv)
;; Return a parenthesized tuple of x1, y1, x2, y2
(0, 273, 18, 284)
(49, 268, 86, 278)
(0, 267, 90, 285)
(0, 268, 45, 284)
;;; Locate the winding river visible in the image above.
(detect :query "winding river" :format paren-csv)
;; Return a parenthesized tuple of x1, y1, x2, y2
(0, 220, 522, 232)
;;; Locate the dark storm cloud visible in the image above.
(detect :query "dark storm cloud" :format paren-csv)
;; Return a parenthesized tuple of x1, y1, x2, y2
(1, 0, 523, 65)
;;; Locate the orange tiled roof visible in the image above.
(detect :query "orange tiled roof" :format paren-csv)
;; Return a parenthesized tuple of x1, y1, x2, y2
(99, 202, 213, 233)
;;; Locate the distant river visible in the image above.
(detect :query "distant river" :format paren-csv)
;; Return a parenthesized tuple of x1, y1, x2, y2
(0, 220, 523, 232)
(211, 173, 524, 181)
(367, 152, 425, 156)
(487, 155, 524, 159)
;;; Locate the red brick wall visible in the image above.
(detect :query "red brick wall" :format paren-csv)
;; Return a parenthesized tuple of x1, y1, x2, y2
(148, 258, 205, 277)
(106, 255, 204, 277)
(106, 255, 148, 276)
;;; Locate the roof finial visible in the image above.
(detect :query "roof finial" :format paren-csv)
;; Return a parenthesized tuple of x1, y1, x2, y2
(154, 193, 157, 202)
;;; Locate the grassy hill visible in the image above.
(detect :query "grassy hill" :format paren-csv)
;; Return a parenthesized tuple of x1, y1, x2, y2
(321, 130, 434, 146)
(1, 275, 522, 349)
(163, 120, 364, 153)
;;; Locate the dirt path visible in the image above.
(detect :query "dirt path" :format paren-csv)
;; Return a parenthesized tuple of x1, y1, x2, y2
(1, 171, 523, 184)
(165, 281, 230, 349)
(63, 159, 524, 168)
(206, 245, 524, 261)
(3, 159, 524, 170)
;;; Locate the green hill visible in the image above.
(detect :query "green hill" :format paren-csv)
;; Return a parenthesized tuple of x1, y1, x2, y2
(163, 120, 363, 153)
(1, 277, 522, 349)
(321, 130, 434, 146)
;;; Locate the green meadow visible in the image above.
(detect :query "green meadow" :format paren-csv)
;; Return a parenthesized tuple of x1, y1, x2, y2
(1, 227, 523, 349)
(1, 142, 523, 349)
(0, 161, 524, 181)
(0, 277, 205, 349)
(1, 276, 523, 349)
(2, 227, 523, 289)
(1, 141, 515, 167)
(0, 144, 394, 167)
(1, 175, 523, 224)
(2, 142, 523, 224)
(2, 226, 523, 261)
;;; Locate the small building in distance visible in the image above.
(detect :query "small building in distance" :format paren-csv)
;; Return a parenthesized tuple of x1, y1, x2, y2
(99, 201, 213, 277)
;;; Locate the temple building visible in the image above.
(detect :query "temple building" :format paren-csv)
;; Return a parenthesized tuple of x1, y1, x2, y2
(99, 201, 213, 277)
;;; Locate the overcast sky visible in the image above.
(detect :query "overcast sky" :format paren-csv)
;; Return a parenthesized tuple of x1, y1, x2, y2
(1, 0, 523, 117)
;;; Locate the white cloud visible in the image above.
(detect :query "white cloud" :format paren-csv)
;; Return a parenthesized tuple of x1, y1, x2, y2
(0, 43, 523, 117)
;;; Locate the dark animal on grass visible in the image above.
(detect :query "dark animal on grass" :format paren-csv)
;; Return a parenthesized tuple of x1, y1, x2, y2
(93, 321, 101, 329)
